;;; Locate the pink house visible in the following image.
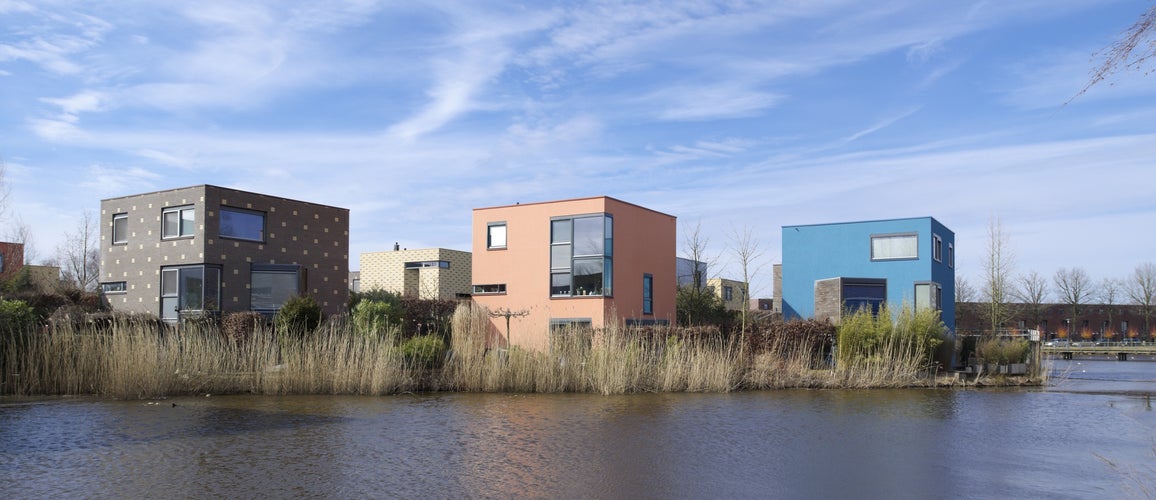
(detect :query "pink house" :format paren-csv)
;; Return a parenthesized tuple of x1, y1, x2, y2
(471, 196, 677, 351)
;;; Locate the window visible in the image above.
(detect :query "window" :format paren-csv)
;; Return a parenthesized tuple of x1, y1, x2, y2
(549, 318, 593, 352)
(0, 252, 4, 273)
(842, 279, 886, 315)
(112, 213, 128, 244)
(870, 233, 918, 261)
(160, 266, 220, 322)
(101, 282, 127, 294)
(487, 222, 507, 249)
(948, 243, 955, 268)
(220, 207, 265, 242)
(914, 282, 942, 311)
(251, 264, 303, 312)
(473, 284, 507, 294)
(162, 206, 195, 239)
(723, 285, 734, 301)
(550, 214, 613, 297)
(405, 260, 450, 269)
(932, 234, 943, 262)
(642, 274, 653, 315)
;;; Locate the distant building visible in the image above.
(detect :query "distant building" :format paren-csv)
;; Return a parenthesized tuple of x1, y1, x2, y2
(99, 185, 349, 321)
(706, 277, 747, 311)
(956, 301, 1154, 340)
(0, 241, 25, 282)
(471, 196, 677, 351)
(777, 217, 956, 331)
(676, 257, 708, 288)
(359, 247, 472, 300)
(349, 271, 361, 293)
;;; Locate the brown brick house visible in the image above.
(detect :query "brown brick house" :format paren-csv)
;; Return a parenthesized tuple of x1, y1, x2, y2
(99, 185, 349, 321)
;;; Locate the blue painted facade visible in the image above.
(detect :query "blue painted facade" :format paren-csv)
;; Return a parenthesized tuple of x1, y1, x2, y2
(780, 217, 955, 331)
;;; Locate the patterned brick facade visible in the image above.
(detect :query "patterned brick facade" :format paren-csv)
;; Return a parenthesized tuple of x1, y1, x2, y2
(100, 185, 349, 318)
(359, 248, 472, 300)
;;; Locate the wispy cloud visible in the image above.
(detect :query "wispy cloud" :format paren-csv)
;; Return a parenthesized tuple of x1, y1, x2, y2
(843, 106, 922, 143)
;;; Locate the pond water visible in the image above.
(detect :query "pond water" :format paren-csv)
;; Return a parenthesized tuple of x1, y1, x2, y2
(2, 360, 1153, 499)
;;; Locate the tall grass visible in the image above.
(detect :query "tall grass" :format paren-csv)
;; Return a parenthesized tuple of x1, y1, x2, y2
(1, 303, 1037, 399)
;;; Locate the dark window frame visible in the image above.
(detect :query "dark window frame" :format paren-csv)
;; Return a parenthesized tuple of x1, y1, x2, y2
(219, 206, 266, 243)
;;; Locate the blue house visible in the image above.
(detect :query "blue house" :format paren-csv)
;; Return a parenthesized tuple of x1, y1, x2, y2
(776, 217, 955, 332)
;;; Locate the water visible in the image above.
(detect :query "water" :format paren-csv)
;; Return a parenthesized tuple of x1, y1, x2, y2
(2, 361, 1153, 499)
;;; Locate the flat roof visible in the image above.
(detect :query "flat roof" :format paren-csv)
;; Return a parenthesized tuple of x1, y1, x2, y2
(473, 195, 676, 219)
(782, 216, 948, 230)
(100, 184, 348, 212)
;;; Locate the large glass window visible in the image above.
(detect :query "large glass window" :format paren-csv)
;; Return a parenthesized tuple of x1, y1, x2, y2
(220, 207, 265, 242)
(112, 213, 128, 244)
(550, 214, 613, 297)
(162, 206, 195, 239)
(842, 279, 886, 316)
(251, 264, 303, 312)
(870, 233, 918, 261)
(160, 265, 220, 322)
(487, 222, 507, 249)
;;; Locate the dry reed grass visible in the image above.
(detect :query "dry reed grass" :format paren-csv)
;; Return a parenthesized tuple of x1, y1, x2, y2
(1, 303, 1040, 399)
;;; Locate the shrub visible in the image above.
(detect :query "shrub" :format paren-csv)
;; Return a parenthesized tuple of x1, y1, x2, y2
(0, 299, 36, 335)
(275, 295, 322, 338)
(348, 289, 401, 313)
(222, 311, 265, 344)
(398, 297, 459, 338)
(400, 334, 447, 369)
(977, 338, 1030, 364)
(353, 299, 400, 337)
(836, 303, 945, 367)
(747, 318, 835, 358)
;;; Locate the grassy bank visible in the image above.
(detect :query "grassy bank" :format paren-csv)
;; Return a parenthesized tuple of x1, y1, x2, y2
(1, 304, 1036, 399)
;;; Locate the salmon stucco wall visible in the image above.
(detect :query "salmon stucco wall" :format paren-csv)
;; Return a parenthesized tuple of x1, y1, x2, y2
(471, 196, 676, 351)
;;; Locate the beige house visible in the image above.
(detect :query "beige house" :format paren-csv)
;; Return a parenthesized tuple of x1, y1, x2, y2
(707, 277, 748, 311)
(359, 247, 471, 300)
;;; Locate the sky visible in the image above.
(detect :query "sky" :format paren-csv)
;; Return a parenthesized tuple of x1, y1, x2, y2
(2, 0, 1154, 299)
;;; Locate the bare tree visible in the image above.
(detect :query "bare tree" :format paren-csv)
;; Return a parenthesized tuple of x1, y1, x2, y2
(677, 220, 722, 327)
(955, 275, 976, 303)
(1014, 270, 1050, 330)
(1053, 267, 1093, 337)
(1127, 262, 1156, 339)
(729, 225, 766, 339)
(680, 220, 714, 291)
(1099, 278, 1123, 338)
(982, 216, 1016, 333)
(1072, 5, 1156, 102)
(57, 211, 100, 291)
(0, 157, 11, 224)
(5, 217, 38, 264)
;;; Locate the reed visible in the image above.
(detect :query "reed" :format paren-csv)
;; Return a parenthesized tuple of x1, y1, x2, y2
(2, 303, 1028, 399)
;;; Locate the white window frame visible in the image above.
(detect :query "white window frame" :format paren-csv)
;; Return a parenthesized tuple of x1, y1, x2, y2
(112, 213, 128, 245)
(162, 206, 195, 239)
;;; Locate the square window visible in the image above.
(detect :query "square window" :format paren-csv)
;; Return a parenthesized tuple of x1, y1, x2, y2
(163, 206, 195, 239)
(487, 222, 507, 249)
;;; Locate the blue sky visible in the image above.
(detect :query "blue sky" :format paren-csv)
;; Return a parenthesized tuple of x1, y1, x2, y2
(2, 0, 1154, 298)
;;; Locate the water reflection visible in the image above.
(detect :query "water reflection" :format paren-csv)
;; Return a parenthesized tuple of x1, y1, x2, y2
(2, 365, 1154, 499)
